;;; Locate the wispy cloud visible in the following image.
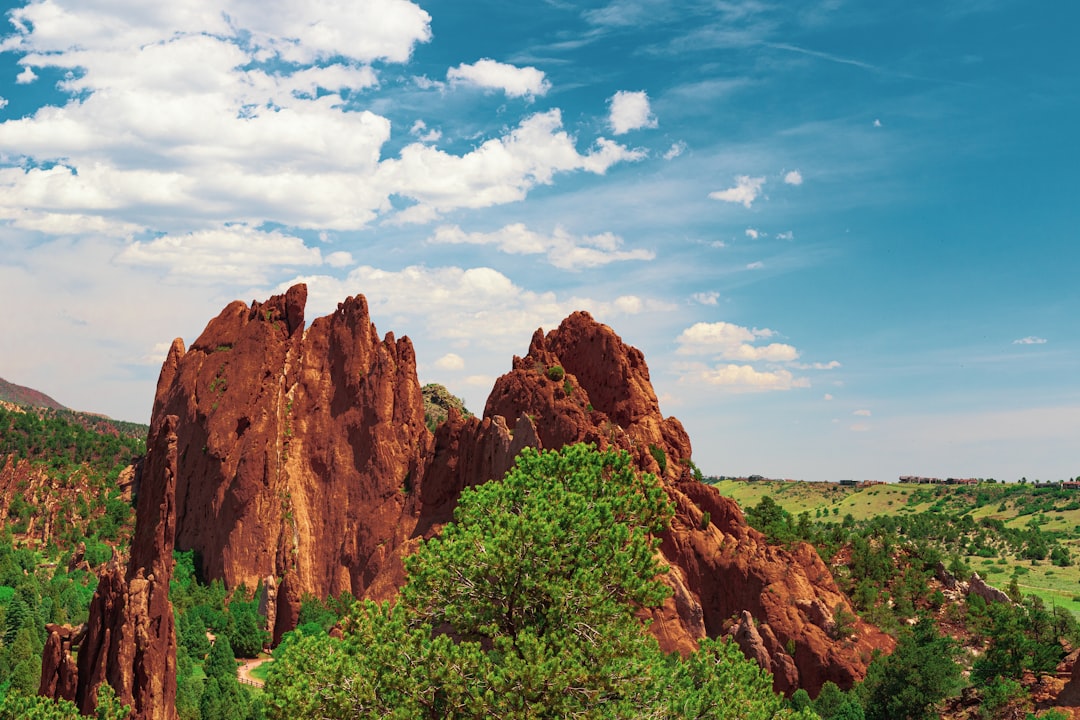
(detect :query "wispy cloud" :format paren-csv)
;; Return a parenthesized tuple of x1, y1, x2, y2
(434, 353, 465, 370)
(691, 291, 719, 306)
(663, 141, 686, 160)
(1013, 336, 1048, 345)
(765, 42, 975, 87)
(678, 363, 810, 392)
(429, 223, 654, 270)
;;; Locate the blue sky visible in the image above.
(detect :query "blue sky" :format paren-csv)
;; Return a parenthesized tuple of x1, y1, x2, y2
(0, 0, 1076, 482)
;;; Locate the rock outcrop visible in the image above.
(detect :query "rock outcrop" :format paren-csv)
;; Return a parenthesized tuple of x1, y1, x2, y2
(38, 623, 81, 701)
(149, 285, 433, 642)
(480, 311, 892, 694)
(40, 415, 180, 719)
(43, 285, 892, 714)
(967, 572, 1013, 605)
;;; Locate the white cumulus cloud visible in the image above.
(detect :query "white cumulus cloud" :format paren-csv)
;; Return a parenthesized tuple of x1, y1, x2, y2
(784, 170, 803, 185)
(15, 66, 37, 84)
(0, 4, 643, 241)
(709, 175, 765, 208)
(116, 225, 323, 284)
(676, 321, 799, 362)
(447, 59, 550, 99)
(608, 90, 657, 135)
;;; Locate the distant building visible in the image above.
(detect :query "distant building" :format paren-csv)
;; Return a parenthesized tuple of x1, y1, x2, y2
(898, 476, 943, 484)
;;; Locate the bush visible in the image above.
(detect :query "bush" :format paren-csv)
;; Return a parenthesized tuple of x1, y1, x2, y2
(648, 444, 667, 475)
(546, 365, 565, 381)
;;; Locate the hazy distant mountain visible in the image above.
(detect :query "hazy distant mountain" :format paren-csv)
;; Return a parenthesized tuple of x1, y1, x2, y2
(0, 376, 66, 410)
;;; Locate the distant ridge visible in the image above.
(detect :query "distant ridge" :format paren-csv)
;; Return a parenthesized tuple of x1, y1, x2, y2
(0, 376, 66, 410)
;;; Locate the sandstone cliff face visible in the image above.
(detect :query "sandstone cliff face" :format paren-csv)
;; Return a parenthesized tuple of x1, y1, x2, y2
(149, 286, 431, 640)
(40, 415, 179, 719)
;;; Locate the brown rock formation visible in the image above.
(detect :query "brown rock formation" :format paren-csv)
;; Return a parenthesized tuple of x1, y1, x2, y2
(40, 415, 179, 719)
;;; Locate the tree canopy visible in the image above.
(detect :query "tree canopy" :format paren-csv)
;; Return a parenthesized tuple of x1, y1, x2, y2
(265, 444, 811, 719)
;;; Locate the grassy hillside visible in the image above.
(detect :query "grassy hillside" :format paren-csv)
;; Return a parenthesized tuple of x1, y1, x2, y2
(713, 478, 1080, 617)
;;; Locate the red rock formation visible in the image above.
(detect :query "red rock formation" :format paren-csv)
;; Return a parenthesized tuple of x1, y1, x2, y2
(47, 286, 891, 716)
(38, 623, 80, 701)
(40, 415, 179, 719)
(484, 314, 692, 481)
(481, 311, 892, 695)
(150, 285, 435, 641)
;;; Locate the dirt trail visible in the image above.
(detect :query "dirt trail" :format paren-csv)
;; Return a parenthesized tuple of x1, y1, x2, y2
(238, 657, 269, 688)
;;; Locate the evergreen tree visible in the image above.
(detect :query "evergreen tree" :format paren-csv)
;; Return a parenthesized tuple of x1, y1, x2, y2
(859, 617, 962, 720)
(266, 444, 809, 720)
(204, 633, 236, 681)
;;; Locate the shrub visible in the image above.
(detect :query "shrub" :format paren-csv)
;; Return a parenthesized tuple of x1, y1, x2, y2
(546, 365, 565, 381)
(648, 444, 667, 475)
